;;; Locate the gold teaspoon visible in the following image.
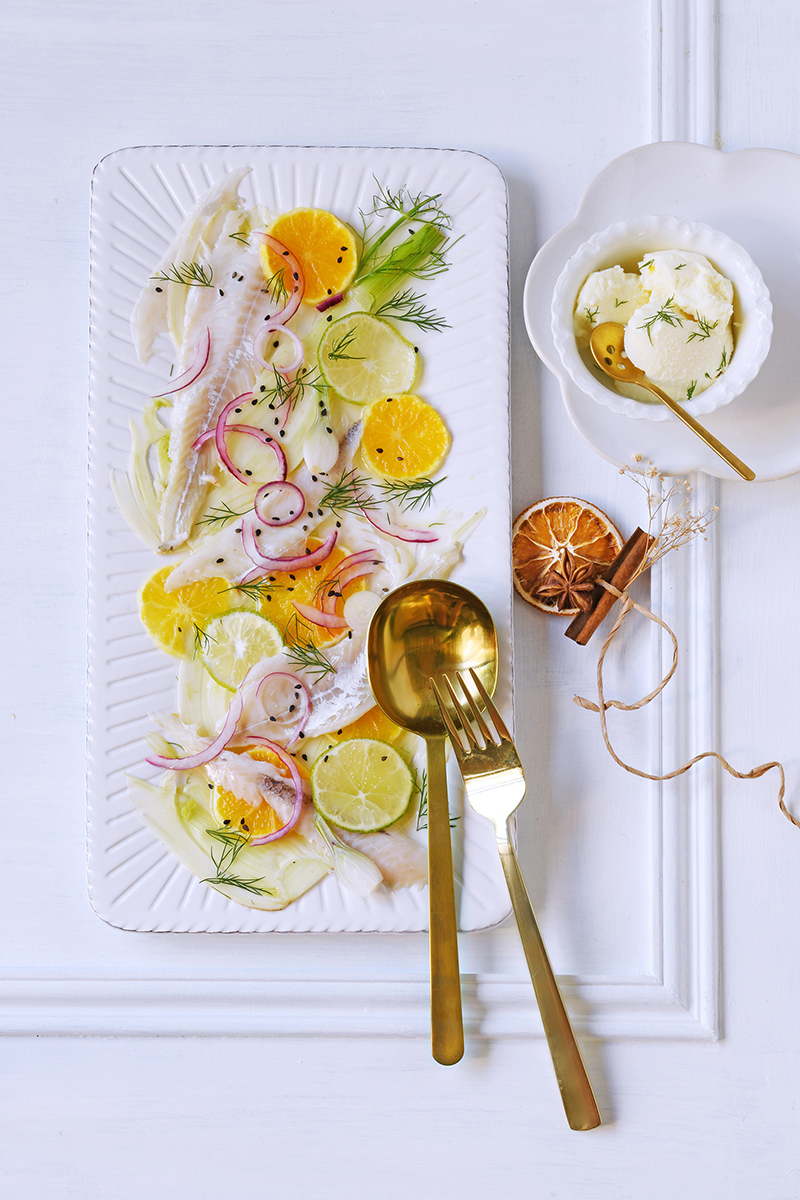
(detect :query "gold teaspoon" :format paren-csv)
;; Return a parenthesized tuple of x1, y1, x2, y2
(367, 580, 498, 1065)
(590, 321, 755, 481)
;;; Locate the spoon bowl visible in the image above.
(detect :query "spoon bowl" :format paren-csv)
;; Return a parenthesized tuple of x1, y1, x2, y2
(367, 579, 498, 1065)
(590, 322, 756, 481)
(368, 579, 498, 737)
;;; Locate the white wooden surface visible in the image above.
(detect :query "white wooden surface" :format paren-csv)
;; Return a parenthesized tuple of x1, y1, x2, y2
(3, 0, 800, 1195)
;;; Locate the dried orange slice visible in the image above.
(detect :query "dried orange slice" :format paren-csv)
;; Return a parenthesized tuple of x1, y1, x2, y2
(360, 393, 450, 479)
(263, 208, 358, 305)
(512, 497, 623, 615)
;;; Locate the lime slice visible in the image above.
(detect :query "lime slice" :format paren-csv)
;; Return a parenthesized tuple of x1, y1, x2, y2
(311, 738, 413, 832)
(199, 610, 283, 691)
(317, 312, 417, 405)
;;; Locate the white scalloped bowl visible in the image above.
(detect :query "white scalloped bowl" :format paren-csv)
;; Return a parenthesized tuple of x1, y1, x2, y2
(551, 214, 773, 421)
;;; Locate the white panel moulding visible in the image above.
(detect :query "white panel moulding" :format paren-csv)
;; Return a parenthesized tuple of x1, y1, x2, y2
(0, 1, 721, 1041)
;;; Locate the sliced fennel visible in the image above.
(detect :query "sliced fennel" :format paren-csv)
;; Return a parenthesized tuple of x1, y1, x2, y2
(128, 773, 331, 911)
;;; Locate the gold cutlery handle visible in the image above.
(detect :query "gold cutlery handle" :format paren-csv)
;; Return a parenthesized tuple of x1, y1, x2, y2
(497, 828, 600, 1129)
(648, 382, 756, 481)
(427, 735, 464, 1065)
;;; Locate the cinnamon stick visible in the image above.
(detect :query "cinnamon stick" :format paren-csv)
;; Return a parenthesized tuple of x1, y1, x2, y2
(565, 526, 653, 646)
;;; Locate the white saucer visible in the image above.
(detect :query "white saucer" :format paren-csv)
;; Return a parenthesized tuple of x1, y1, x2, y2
(524, 142, 800, 481)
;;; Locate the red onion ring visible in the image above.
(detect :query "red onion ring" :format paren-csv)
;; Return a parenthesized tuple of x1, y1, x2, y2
(241, 519, 338, 574)
(254, 671, 312, 746)
(292, 600, 350, 630)
(154, 327, 211, 397)
(253, 480, 305, 527)
(253, 323, 304, 375)
(243, 736, 305, 845)
(193, 425, 287, 479)
(361, 509, 439, 543)
(252, 232, 305, 324)
(146, 691, 244, 771)
(319, 562, 378, 615)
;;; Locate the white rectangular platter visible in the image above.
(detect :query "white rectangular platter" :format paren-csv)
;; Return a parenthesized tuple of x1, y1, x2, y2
(88, 145, 511, 933)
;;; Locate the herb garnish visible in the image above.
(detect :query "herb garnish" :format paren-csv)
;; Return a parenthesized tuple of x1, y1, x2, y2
(583, 305, 600, 325)
(373, 288, 449, 333)
(377, 476, 444, 511)
(222, 578, 287, 605)
(262, 267, 289, 308)
(319, 469, 378, 515)
(639, 296, 683, 344)
(255, 365, 324, 411)
(192, 622, 215, 658)
(202, 827, 271, 896)
(686, 315, 718, 343)
(228, 231, 250, 246)
(686, 380, 698, 400)
(284, 615, 336, 683)
(152, 261, 214, 288)
(197, 501, 250, 529)
(325, 327, 365, 361)
(414, 768, 458, 830)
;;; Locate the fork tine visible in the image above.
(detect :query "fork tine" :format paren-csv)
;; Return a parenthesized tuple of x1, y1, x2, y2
(467, 668, 512, 742)
(454, 672, 497, 745)
(430, 678, 467, 752)
(441, 674, 484, 750)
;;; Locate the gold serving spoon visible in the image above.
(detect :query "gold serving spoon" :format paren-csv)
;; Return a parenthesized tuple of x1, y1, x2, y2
(367, 579, 498, 1065)
(589, 322, 756, 481)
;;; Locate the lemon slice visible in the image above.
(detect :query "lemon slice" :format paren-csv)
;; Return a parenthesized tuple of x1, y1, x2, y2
(311, 738, 413, 832)
(138, 567, 237, 658)
(199, 611, 283, 691)
(317, 312, 417, 405)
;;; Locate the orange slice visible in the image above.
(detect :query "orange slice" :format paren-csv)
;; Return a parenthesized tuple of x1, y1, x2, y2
(233, 542, 364, 647)
(138, 567, 243, 657)
(360, 393, 450, 480)
(211, 745, 306, 839)
(263, 208, 358, 306)
(512, 497, 623, 615)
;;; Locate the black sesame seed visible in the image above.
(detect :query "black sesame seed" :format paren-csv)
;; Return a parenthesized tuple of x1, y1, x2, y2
(208, 783, 214, 790)
(256, 528, 262, 536)
(218, 289, 224, 296)
(302, 754, 308, 761)
(337, 256, 342, 263)
(269, 716, 276, 722)
(381, 756, 388, 762)
(155, 286, 163, 293)
(298, 731, 305, 739)
(288, 705, 296, 712)
(216, 557, 224, 564)
(235, 527, 242, 533)
(325, 427, 332, 434)
(326, 315, 333, 322)
(279, 430, 285, 437)
(245, 469, 252, 476)
(311, 475, 318, 482)
(376, 447, 383, 453)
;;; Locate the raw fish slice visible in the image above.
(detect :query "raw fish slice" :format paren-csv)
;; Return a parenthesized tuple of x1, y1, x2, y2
(131, 167, 252, 363)
(337, 828, 427, 888)
(159, 241, 268, 552)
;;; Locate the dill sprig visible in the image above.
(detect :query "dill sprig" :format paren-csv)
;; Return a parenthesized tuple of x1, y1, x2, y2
(372, 288, 448, 333)
(254, 364, 324, 411)
(639, 296, 683, 345)
(197, 501, 249, 529)
(583, 304, 600, 325)
(284, 615, 336, 683)
(414, 768, 458, 830)
(202, 828, 270, 896)
(686, 315, 719, 343)
(377, 476, 444, 512)
(228, 231, 250, 246)
(192, 622, 215, 658)
(355, 181, 455, 293)
(326, 327, 365, 362)
(319, 468, 378, 516)
(717, 346, 728, 374)
(221, 578, 287, 605)
(152, 261, 214, 288)
(686, 380, 698, 400)
(262, 267, 289, 308)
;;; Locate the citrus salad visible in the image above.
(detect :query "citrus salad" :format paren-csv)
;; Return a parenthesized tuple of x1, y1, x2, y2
(116, 167, 479, 910)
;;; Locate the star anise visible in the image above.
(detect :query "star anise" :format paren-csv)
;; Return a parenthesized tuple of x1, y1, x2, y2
(537, 550, 597, 612)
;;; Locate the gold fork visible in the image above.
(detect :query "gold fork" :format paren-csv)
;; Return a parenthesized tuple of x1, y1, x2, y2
(431, 669, 601, 1131)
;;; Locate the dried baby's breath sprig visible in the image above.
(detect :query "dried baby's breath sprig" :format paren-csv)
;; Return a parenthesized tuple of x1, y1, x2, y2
(620, 458, 719, 575)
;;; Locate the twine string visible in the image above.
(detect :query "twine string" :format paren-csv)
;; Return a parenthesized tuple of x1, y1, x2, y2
(573, 580, 798, 830)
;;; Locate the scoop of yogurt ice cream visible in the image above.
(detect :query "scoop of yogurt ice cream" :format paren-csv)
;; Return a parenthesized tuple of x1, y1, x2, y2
(575, 249, 735, 404)
(573, 265, 649, 343)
